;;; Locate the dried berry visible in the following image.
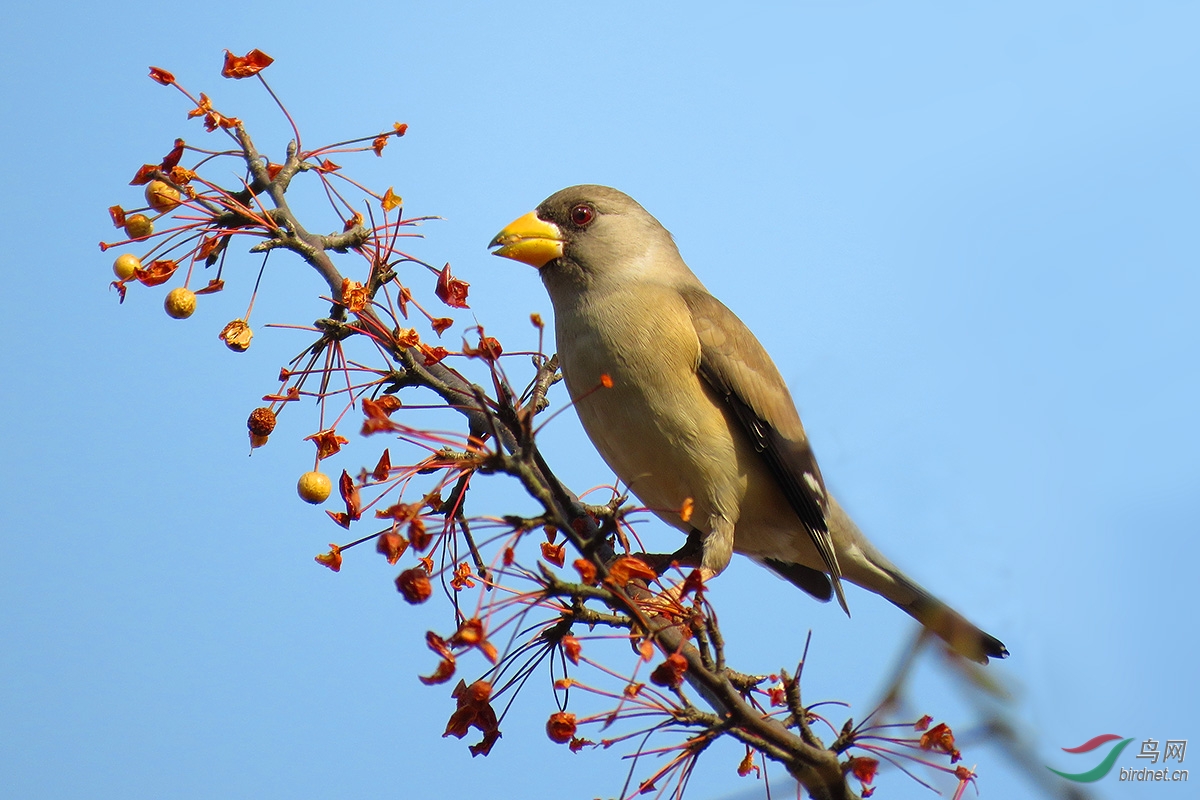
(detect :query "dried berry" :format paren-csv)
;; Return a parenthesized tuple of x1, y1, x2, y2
(247, 407, 277, 437)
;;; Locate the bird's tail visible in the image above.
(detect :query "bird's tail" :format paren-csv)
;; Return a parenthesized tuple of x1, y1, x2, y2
(825, 496, 1008, 664)
(886, 569, 1009, 664)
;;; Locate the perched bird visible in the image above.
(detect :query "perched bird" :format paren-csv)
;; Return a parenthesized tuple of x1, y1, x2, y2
(489, 185, 1007, 664)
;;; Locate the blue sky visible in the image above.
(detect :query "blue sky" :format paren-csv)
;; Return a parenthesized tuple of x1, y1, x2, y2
(3, 2, 1197, 799)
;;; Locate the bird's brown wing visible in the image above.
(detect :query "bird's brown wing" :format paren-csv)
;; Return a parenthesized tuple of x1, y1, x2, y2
(682, 288, 850, 614)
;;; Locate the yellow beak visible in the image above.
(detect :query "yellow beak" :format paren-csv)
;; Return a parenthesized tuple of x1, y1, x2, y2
(488, 211, 564, 268)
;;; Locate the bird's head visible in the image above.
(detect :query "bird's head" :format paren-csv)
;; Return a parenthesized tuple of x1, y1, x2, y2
(489, 185, 683, 285)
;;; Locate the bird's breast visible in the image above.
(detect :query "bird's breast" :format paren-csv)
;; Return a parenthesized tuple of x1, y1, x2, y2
(551, 284, 744, 531)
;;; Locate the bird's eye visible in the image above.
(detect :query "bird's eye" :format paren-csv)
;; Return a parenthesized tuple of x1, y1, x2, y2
(569, 204, 595, 227)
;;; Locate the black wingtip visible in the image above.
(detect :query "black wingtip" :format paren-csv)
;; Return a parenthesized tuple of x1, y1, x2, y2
(761, 558, 833, 602)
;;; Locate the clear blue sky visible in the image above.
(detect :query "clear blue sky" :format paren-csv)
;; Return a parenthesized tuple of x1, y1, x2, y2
(2, 2, 1197, 799)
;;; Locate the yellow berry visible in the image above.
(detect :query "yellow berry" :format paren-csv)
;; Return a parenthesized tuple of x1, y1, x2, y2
(164, 287, 196, 319)
(124, 213, 153, 240)
(297, 471, 332, 504)
(113, 253, 141, 280)
(145, 180, 181, 212)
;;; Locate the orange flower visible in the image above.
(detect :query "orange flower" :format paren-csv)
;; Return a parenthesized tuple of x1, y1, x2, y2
(363, 396, 402, 419)
(221, 48, 274, 79)
(376, 531, 408, 565)
(408, 517, 431, 551)
(370, 448, 392, 481)
(194, 278, 225, 296)
(463, 335, 503, 362)
(314, 543, 342, 572)
(449, 618, 498, 664)
(187, 92, 212, 119)
(375, 502, 419, 523)
(423, 491, 444, 513)
(381, 187, 402, 212)
(394, 327, 421, 348)
(169, 166, 197, 185)
(737, 749, 760, 778)
(444, 679, 500, 756)
(561, 635, 582, 665)
(129, 164, 159, 186)
(919, 722, 962, 762)
(372, 136, 388, 157)
(420, 658, 456, 686)
(451, 562, 476, 591)
(305, 428, 349, 460)
(338, 470, 361, 521)
(850, 756, 878, 785)
(197, 234, 228, 262)
(148, 66, 175, 85)
(340, 278, 369, 313)
(160, 138, 186, 170)
(420, 344, 449, 365)
(134, 259, 180, 287)
(573, 558, 597, 585)
(679, 569, 706, 598)
(606, 556, 658, 586)
(420, 631, 456, 685)
(540, 540, 566, 568)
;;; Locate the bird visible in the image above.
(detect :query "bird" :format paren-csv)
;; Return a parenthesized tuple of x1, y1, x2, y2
(489, 185, 1008, 664)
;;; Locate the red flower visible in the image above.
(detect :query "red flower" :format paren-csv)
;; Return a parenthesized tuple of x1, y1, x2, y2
(649, 653, 688, 689)
(435, 264, 470, 308)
